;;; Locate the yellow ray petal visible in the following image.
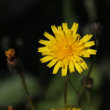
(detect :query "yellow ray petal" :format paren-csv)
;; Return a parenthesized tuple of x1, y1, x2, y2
(61, 65, 67, 76)
(44, 32, 55, 41)
(62, 23, 68, 32)
(80, 54, 90, 57)
(77, 57, 88, 70)
(41, 51, 51, 56)
(38, 47, 49, 52)
(53, 26, 63, 41)
(69, 61, 75, 73)
(47, 59, 58, 68)
(71, 22, 78, 34)
(39, 40, 50, 45)
(40, 56, 53, 63)
(86, 49, 97, 55)
(62, 59, 68, 67)
(74, 60, 83, 74)
(80, 50, 90, 57)
(57, 26, 64, 36)
(84, 41, 95, 47)
(80, 49, 97, 57)
(73, 34, 81, 41)
(53, 61, 61, 74)
(51, 25, 58, 34)
(58, 26, 62, 32)
(80, 34, 93, 43)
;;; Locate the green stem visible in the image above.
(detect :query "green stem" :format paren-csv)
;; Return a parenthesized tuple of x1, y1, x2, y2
(79, 81, 86, 97)
(64, 76, 69, 108)
(78, 57, 96, 107)
(68, 78, 79, 95)
(79, 57, 95, 97)
(86, 91, 91, 102)
(20, 73, 35, 110)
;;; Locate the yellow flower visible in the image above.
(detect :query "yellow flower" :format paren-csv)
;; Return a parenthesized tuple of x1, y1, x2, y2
(8, 105, 13, 110)
(51, 107, 81, 110)
(38, 22, 96, 76)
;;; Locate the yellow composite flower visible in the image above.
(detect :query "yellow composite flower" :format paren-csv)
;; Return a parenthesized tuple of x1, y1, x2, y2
(8, 105, 13, 110)
(51, 107, 81, 110)
(38, 22, 97, 76)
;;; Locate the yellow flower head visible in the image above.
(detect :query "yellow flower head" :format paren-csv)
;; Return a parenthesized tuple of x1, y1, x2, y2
(8, 105, 13, 110)
(51, 107, 81, 110)
(38, 22, 97, 76)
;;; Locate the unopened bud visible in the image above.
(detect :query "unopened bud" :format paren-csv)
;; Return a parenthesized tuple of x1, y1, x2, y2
(89, 22, 102, 39)
(81, 77, 93, 89)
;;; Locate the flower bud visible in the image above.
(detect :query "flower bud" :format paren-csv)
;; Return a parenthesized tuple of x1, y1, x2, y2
(89, 22, 102, 37)
(81, 77, 93, 89)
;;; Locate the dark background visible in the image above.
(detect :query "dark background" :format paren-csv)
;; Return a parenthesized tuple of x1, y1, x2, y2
(0, 0, 110, 110)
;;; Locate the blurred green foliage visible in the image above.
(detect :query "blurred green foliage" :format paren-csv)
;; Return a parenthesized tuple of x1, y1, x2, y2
(0, 72, 40, 108)
(36, 62, 102, 110)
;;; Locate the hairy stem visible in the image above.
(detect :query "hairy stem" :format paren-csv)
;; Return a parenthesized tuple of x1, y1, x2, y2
(64, 76, 69, 107)
(20, 73, 35, 110)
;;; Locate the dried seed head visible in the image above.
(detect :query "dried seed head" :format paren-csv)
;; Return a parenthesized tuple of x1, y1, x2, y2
(5, 48, 24, 75)
(5, 49, 15, 62)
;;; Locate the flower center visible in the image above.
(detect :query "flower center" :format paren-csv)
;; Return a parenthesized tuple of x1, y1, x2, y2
(65, 44, 73, 55)
(60, 42, 74, 58)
